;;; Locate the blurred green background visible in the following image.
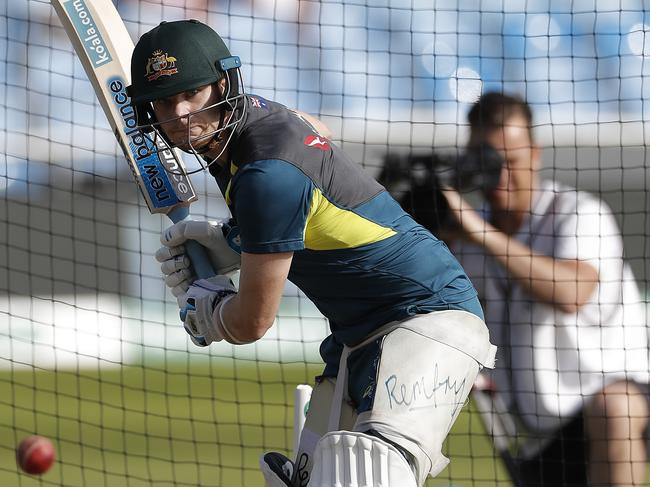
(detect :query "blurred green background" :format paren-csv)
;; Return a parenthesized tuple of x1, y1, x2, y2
(0, 360, 513, 487)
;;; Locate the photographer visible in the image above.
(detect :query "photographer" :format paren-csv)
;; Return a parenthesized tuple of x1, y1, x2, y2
(383, 92, 650, 486)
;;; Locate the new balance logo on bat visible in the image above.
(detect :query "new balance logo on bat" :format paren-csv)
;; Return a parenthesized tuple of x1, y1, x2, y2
(108, 76, 194, 207)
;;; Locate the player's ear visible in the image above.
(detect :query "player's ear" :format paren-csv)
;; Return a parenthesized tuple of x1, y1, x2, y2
(216, 77, 228, 99)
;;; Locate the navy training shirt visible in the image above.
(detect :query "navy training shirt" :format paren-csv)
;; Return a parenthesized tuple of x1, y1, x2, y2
(211, 95, 482, 371)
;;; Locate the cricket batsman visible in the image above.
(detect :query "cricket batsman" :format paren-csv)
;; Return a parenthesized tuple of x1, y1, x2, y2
(127, 19, 496, 486)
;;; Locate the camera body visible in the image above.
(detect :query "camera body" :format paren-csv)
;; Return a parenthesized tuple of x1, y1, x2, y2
(379, 145, 504, 234)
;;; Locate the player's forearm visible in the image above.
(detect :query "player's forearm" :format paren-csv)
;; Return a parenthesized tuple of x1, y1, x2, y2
(219, 292, 276, 343)
(217, 251, 293, 344)
(479, 228, 599, 313)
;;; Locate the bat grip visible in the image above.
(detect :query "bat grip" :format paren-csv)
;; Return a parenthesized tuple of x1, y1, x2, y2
(184, 240, 215, 279)
(168, 207, 216, 280)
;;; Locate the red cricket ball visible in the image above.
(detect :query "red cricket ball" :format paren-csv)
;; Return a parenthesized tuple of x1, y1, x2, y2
(16, 435, 56, 475)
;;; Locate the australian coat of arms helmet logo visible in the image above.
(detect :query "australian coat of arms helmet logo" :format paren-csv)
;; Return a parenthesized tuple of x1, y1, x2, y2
(145, 50, 178, 81)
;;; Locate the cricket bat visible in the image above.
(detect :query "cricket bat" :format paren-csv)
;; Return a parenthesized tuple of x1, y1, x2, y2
(51, 0, 214, 279)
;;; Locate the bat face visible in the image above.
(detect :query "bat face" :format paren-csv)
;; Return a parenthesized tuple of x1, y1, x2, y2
(52, 0, 197, 215)
(62, 0, 112, 67)
(107, 76, 196, 211)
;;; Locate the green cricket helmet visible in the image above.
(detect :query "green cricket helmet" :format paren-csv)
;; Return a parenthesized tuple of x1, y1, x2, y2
(128, 19, 240, 105)
(126, 19, 245, 166)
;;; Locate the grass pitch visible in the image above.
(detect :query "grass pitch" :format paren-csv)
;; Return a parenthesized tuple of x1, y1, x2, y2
(0, 360, 525, 486)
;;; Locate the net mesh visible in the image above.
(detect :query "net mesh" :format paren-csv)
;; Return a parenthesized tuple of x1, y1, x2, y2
(1, 1, 648, 486)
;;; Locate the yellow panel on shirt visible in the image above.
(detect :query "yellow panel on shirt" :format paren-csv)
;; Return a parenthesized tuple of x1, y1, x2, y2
(304, 188, 396, 250)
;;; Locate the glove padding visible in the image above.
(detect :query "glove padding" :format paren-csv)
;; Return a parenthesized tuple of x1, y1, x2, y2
(260, 452, 295, 486)
(179, 275, 238, 347)
(156, 219, 241, 297)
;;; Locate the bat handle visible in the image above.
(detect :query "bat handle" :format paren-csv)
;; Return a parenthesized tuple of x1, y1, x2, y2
(184, 240, 216, 280)
(167, 207, 216, 280)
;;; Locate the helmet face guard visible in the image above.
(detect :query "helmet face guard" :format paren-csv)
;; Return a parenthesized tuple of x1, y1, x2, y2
(132, 66, 246, 175)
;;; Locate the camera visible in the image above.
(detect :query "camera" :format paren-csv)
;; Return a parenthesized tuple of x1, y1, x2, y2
(378, 144, 504, 234)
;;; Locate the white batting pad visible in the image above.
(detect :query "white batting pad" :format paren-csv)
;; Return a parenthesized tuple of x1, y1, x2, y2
(308, 431, 417, 487)
(294, 378, 358, 484)
(355, 310, 496, 484)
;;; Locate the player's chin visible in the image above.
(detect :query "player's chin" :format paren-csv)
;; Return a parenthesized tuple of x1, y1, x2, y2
(164, 136, 187, 150)
(168, 134, 202, 151)
(172, 138, 209, 154)
(190, 134, 215, 151)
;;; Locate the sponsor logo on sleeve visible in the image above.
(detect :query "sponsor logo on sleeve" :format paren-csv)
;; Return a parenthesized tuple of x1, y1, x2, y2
(304, 135, 330, 151)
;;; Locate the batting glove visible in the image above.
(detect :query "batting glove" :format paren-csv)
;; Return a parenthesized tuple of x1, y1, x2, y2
(179, 275, 238, 347)
(156, 219, 241, 298)
(260, 451, 295, 486)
